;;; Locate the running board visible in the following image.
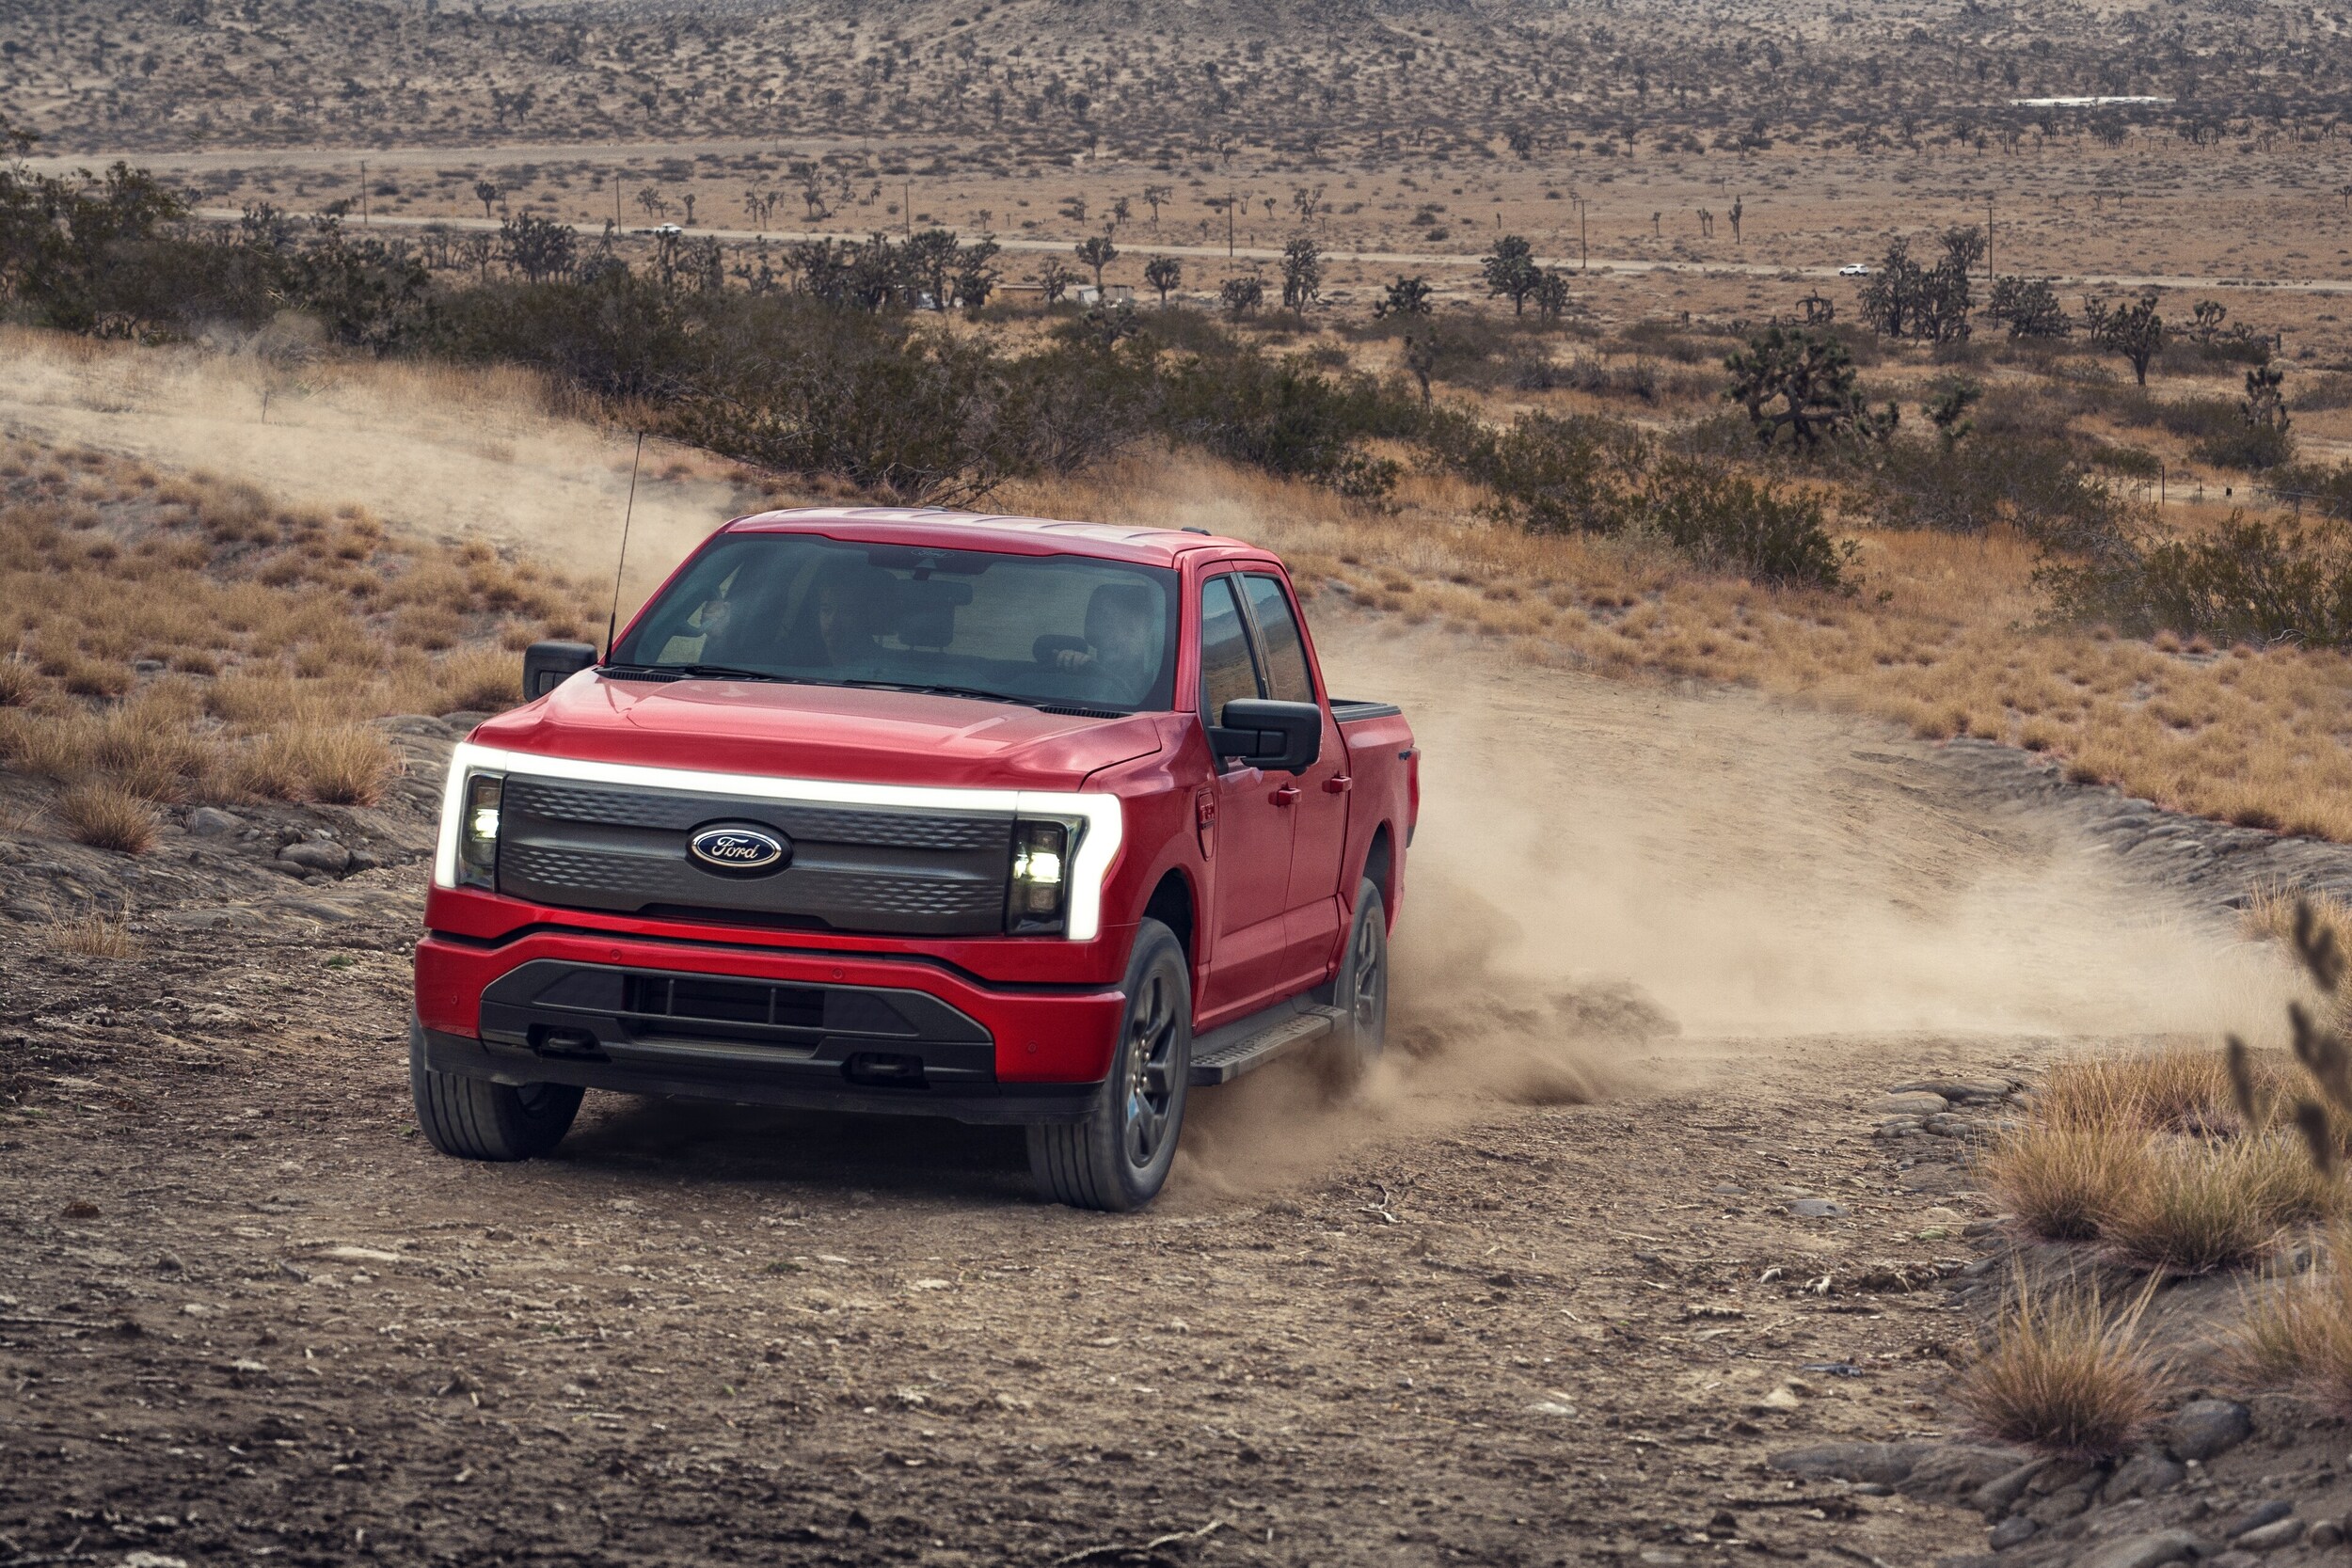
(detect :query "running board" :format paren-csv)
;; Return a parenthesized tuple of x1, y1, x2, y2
(1188, 1001, 1344, 1085)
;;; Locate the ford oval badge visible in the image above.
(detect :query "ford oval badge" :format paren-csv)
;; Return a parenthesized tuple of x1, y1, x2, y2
(688, 824, 789, 874)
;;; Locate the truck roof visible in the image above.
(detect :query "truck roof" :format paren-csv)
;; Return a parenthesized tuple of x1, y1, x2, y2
(723, 506, 1263, 568)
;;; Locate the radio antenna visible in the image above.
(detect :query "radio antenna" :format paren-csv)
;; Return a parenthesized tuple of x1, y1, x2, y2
(603, 430, 645, 662)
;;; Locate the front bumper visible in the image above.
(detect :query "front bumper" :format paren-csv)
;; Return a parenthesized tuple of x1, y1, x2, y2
(414, 927, 1127, 1122)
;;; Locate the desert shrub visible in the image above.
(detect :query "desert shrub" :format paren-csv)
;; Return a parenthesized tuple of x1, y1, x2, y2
(2292, 373, 2352, 413)
(435, 644, 523, 712)
(43, 908, 139, 958)
(1160, 347, 1415, 499)
(2267, 461, 2352, 524)
(2193, 420, 2295, 473)
(1871, 430, 2122, 541)
(2233, 1243, 2352, 1408)
(2104, 1133, 2331, 1275)
(1982, 1122, 2156, 1240)
(1958, 1282, 2164, 1458)
(231, 725, 397, 805)
(2040, 511, 2352, 646)
(57, 780, 156, 853)
(2033, 1049, 2251, 1134)
(1424, 407, 1646, 534)
(1640, 459, 1854, 590)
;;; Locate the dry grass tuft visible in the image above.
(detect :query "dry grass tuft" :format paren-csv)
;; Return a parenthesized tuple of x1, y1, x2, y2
(56, 780, 155, 854)
(1983, 1122, 2158, 1242)
(2233, 1243, 2352, 1409)
(1958, 1280, 2166, 1459)
(43, 907, 139, 958)
(2104, 1132, 2335, 1275)
(231, 725, 397, 805)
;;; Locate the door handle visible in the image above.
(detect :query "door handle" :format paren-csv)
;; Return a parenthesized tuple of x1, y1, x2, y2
(1324, 775, 1353, 794)
(1272, 784, 1302, 806)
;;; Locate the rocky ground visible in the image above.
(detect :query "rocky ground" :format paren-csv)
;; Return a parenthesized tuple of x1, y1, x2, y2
(7, 631, 2352, 1566)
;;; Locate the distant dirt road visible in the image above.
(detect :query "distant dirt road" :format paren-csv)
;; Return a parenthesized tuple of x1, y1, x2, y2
(178, 204, 2352, 295)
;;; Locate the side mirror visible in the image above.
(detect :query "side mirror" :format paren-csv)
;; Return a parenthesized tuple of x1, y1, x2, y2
(523, 641, 598, 701)
(1209, 698, 1322, 775)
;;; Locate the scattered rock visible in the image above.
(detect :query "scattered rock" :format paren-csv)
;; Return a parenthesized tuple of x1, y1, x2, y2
(1972, 1457, 2055, 1515)
(2073, 1530, 2201, 1568)
(1923, 1113, 1972, 1136)
(1784, 1198, 1850, 1219)
(1899, 1444, 2035, 1502)
(1988, 1514, 2037, 1548)
(2106, 1448, 2187, 1500)
(2235, 1516, 2304, 1551)
(1768, 1440, 1929, 1486)
(1873, 1091, 1951, 1117)
(2311, 1520, 2345, 1547)
(185, 807, 242, 837)
(2226, 1500, 2294, 1539)
(2168, 1399, 2253, 1463)
(1892, 1077, 2017, 1103)
(1873, 1117, 1925, 1139)
(278, 840, 352, 876)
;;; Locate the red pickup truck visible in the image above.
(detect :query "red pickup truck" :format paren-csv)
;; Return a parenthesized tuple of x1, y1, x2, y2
(409, 507, 1417, 1210)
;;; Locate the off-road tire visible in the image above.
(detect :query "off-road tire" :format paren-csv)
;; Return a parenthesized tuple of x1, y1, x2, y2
(1027, 919, 1191, 1212)
(409, 1032, 583, 1162)
(1324, 878, 1390, 1091)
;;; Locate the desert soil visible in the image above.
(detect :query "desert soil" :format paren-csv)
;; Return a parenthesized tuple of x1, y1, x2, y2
(0, 606, 2309, 1566)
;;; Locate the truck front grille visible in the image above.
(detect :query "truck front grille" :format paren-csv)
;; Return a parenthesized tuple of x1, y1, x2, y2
(495, 775, 1015, 936)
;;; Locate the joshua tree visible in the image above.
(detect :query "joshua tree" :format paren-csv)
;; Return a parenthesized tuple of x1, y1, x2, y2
(1279, 235, 1323, 309)
(1375, 274, 1434, 318)
(474, 180, 501, 218)
(1143, 254, 1183, 305)
(1480, 233, 1540, 315)
(1074, 234, 1119, 290)
(1724, 326, 1897, 449)
(1728, 197, 1743, 243)
(1036, 256, 1077, 305)
(1986, 275, 2069, 339)
(681, 192, 697, 225)
(2090, 292, 2165, 386)
(1141, 183, 1171, 229)
(1924, 374, 1982, 451)
(1220, 275, 1264, 319)
(2245, 364, 2289, 433)
(499, 211, 577, 283)
(1534, 267, 1573, 322)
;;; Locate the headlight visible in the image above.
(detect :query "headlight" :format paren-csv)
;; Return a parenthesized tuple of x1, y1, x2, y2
(456, 772, 503, 890)
(1007, 818, 1077, 934)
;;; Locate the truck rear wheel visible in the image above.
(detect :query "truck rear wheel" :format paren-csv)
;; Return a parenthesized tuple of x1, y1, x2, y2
(1027, 919, 1191, 1212)
(1325, 878, 1390, 1090)
(409, 1033, 583, 1163)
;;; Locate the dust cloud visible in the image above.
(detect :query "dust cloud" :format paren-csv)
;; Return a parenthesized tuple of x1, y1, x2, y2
(1169, 618, 2300, 1202)
(0, 327, 758, 615)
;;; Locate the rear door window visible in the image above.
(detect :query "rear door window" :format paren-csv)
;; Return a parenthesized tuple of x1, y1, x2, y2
(1198, 575, 1263, 720)
(1241, 574, 1315, 705)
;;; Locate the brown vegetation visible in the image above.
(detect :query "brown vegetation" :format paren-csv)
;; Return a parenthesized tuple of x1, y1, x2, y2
(1958, 1281, 2166, 1459)
(0, 436, 596, 846)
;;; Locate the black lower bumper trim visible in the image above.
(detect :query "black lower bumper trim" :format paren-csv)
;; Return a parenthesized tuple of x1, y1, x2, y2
(413, 1022, 1101, 1126)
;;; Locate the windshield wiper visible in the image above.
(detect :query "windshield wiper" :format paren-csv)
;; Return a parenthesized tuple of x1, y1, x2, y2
(834, 678, 1032, 706)
(599, 662, 807, 685)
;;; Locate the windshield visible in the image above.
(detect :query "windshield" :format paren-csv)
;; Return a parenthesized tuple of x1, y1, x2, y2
(608, 533, 1181, 713)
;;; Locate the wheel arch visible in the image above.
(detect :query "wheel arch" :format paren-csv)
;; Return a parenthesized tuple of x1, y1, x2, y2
(1361, 821, 1396, 927)
(1142, 867, 1197, 967)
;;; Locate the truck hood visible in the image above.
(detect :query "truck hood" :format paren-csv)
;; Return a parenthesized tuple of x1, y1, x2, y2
(469, 673, 1166, 790)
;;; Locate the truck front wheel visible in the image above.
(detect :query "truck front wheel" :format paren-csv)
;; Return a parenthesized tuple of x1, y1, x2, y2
(409, 1033, 583, 1162)
(1027, 919, 1192, 1211)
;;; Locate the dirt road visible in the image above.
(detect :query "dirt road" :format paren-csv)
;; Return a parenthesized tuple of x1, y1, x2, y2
(1, 587, 2298, 1565)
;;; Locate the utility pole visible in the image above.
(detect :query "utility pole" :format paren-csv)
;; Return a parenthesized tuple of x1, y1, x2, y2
(904, 178, 913, 237)
(359, 160, 368, 227)
(1226, 191, 1234, 258)
(613, 172, 621, 230)
(1986, 195, 1994, 279)
(1571, 195, 1588, 272)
